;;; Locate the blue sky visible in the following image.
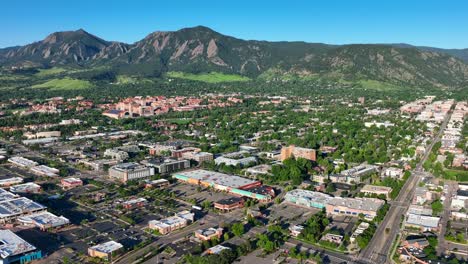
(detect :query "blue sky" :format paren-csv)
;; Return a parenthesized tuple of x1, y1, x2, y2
(2, 0, 467, 49)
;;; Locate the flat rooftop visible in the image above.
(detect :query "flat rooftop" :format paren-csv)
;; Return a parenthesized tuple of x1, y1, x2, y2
(174, 169, 258, 188)
(0, 229, 36, 259)
(328, 197, 384, 212)
(285, 189, 332, 204)
(9, 182, 41, 193)
(407, 214, 440, 228)
(111, 162, 146, 171)
(0, 177, 23, 186)
(89, 240, 123, 254)
(18, 211, 69, 227)
(361, 185, 392, 193)
(0, 197, 46, 218)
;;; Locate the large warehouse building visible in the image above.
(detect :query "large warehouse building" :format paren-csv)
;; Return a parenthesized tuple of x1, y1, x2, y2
(285, 189, 385, 220)
(172, 169, 272, 201)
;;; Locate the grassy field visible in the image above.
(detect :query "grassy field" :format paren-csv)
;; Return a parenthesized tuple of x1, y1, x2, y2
(35, 67, 68, 77)
(31, 78, 92, 90)
(356, 80, 405, 90)
(443, 169, 468, 182)
(167, 71, 250, 83)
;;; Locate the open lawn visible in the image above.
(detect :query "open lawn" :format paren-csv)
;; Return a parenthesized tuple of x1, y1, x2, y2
(356, 80, 406, 91)
(167, 71, 250, 83)
(31, 77, 93, 90)
(444, 169, 468, 182)
(35, 67, 68, 77)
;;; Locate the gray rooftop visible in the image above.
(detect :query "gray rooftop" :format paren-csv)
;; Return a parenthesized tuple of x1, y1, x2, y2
(174, 169, 258, 188)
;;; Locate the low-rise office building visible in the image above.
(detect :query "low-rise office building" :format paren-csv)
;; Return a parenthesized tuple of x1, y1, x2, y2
(148, 210, 194, 235)
(0, 230, 43, 264)
(284, 189, 332, 209)
(181, 151, 213, 163)
(18, 211, 70, 231)
(382, 167, 404, 179)
(194, 227, 223, 241)
(7, 157, 38, 168)
(144, 158, 190, 174)
(214, 151, 257, 167)
(9, 182, 42, 194)
(144, 179, 170, 189)
(406, 214, 440, 231)
(109, 163, 155, 183)
(61, 177, 83, 190)
(0, 177, 23, 187)
(326, 197, 385, 220)
(78, 159, 119, 171)
(88, 241, 123, 261)
(360, 185, 393, 199)
(30, 165, 59, 177)
(214, 197, 245, 212)
(122, 197, 147, 209)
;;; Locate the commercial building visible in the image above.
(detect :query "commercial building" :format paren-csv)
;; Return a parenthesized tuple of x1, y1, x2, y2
(406, 214, 440, 231)
(326, 197, 385, 220)
(0, 177, 23, 187)
(0, 230, 42, 264)
(144, 179, 170, 189)
(338, 164, 378, 184)
(109, 163, 155, 183)
(7, 157, 38, 168)
(30, 165, 59, 177)
(382, 167, 404, 179)
(78, 159, 119, 171)
(214, 151, 257, 167)
(122, 197, 147, 209)
(144, 158, 190, 174)
(284, 189, 332, 209)
(194, 227, 223, 241)
(148, 210, 194, 235)
(22, 137, 60, 146)
(181, 151, 213, 163)
(103, 149, 129, 161)
(171, 147, 201, 158)
(289, 225, 304, 237)
(9, 183, 42, 194)
(280, 145, 316, 161)
(0, 191, 47, 224)
(205, 245, 230, 255)
(88, 241, 123, 261)
(18, 211, 69, 231)
(214, 197, 244, 212)
(173, 169, 271, 201)
(360, 185, 393, 199)
(407, 205, 433, 216)
(61, 178, 83, 190)
(245, 164, 272, 177)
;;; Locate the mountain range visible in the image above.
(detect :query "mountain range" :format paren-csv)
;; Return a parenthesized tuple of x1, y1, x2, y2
(1, 26, 467, 88)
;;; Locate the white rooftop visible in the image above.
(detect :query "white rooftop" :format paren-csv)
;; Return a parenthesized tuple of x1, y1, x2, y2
(0, 229, 36, 259)
(89, 241, 123, 254)
(18, 211, 69, 228)
(407, 214, 440, 228)
(174, 169, 258, 188)
(328, 197, 385, 212)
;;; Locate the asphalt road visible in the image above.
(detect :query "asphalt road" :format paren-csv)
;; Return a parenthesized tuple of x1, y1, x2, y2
(437, 181, 457, 255)
(358, 109, 453, 264)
